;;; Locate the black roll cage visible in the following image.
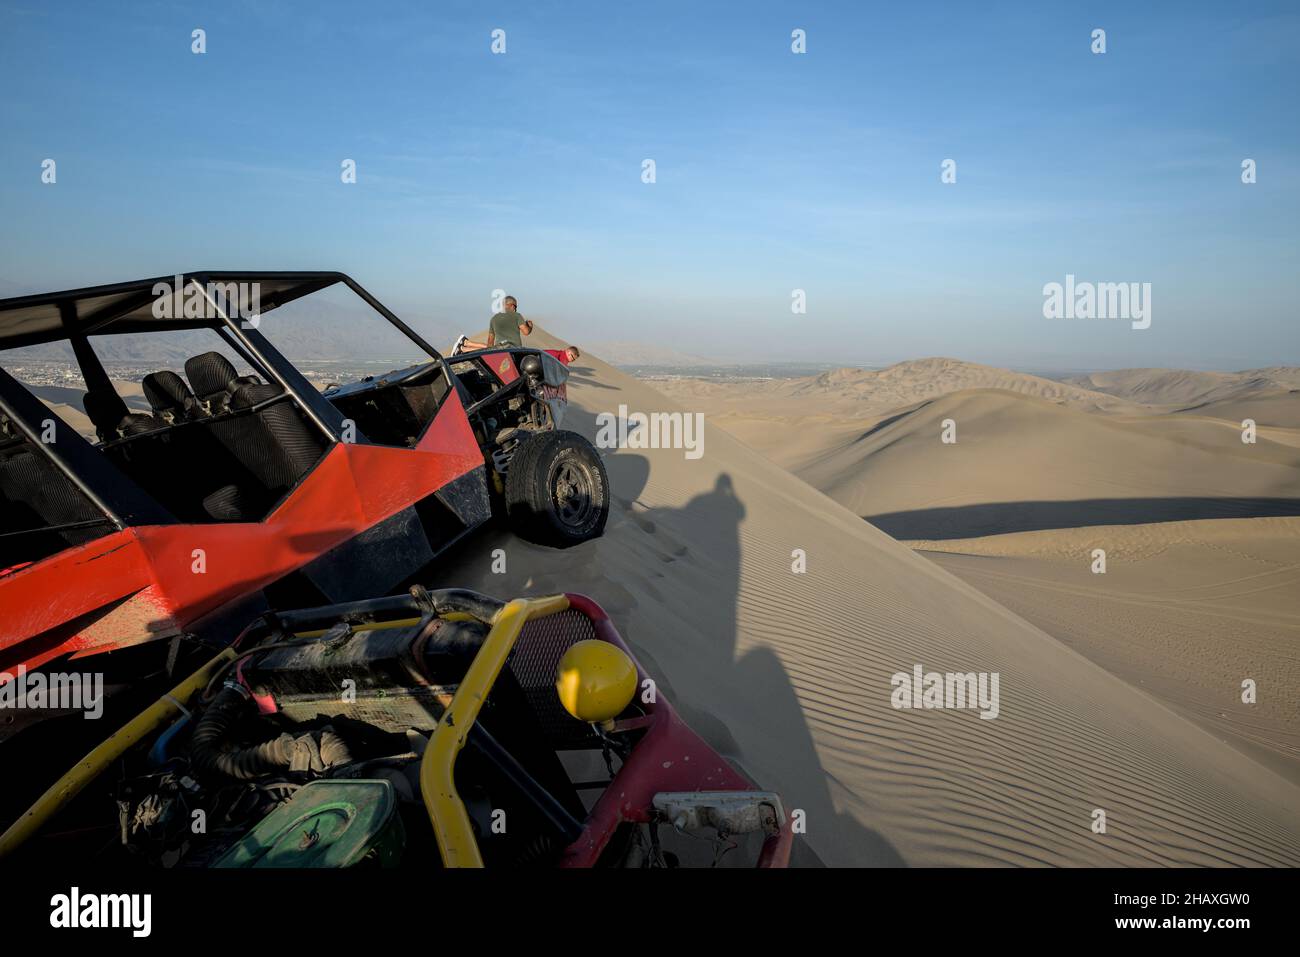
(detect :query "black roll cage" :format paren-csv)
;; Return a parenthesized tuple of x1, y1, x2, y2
(0, 272, 454, 532)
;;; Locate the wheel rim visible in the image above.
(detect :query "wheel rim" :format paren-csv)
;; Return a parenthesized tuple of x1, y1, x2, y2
(551, 457, 597, 529)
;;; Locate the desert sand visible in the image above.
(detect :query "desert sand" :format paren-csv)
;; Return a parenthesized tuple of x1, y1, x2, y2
(641, 356, 1300, 863)
(1065, 366, 1300, 410)
(914, 520, 1300, 783)
(757, 388, 1300, 537)
(424, 335, 1300, 866)
(29, 380, 148, 439)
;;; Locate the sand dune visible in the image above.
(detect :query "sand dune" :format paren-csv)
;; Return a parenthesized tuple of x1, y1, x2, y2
(1059, 368, 1300, 430)
(913, 519, 1300, 782)
(27, 380, 148, 439)
(655, 358, 1144, 418)
(644, 354, 1300, 842)
(421, 331, 1300, 866)
(778, 358, 1142, 413)
(1174, 391, 1300, 431)
(755, 388, 1300, 538)
(654, 362, 1300, 459)
(1064, 367, 1300, 409)
(648, 358, 1192, 493)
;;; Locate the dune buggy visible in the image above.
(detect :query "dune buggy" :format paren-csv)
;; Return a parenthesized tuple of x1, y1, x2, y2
(0, 272, 608, 754)
(0, 588, 791, 868)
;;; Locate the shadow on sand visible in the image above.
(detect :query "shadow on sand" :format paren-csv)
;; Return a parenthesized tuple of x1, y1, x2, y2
(590, 441, 904, 867)
(867, 496, 1300, 540)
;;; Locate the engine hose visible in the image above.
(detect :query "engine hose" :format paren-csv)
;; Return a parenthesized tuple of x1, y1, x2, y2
(409, 586, 506, 624)
(190, 686, 353, 781)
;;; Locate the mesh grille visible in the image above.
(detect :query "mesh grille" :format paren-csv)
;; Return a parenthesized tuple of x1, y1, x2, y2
(509, 608, 600, 749)
(278, 687, 452, 734)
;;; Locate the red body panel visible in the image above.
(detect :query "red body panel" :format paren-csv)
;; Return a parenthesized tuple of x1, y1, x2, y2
(559, 593, 794, 868)
(0, 390, 484, 678)
(478, 350, 519, 386)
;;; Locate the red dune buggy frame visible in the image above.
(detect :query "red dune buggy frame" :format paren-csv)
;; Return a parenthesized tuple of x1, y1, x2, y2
(0, 273, 607, 748)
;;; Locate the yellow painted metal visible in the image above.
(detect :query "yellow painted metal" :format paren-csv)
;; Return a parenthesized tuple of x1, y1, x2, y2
(419, 594, 570, 868)
(0, 646, 238, 859)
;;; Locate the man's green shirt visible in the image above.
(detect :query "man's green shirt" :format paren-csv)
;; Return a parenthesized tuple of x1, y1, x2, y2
(489, 311, 525, 347)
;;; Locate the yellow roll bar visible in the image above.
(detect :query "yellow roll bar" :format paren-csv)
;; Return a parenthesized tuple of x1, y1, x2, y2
(419, 594, 570, 868)
(0, 646, 237, 859)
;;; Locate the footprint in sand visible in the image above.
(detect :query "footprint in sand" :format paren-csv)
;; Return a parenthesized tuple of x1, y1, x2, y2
(628, 512, 657, 535)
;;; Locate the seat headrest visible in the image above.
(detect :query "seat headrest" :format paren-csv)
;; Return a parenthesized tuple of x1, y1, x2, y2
(82, 390, 159, 441)
(143, 371, 199, 420)
(185, 352, 240, 398)
(116, 413, 160, 437)
(81, 389, 131, 439)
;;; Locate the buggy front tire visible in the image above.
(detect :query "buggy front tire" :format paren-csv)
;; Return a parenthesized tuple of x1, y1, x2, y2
(505, 430, 609, 547)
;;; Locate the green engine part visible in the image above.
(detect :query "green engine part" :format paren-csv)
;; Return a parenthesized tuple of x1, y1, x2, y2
(214, 779, 405, 868)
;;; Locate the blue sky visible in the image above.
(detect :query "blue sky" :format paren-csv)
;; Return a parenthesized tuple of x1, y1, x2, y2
(1, 0, 1296, 370)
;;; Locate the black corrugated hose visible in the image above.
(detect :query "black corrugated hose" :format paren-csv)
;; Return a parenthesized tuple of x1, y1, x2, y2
(191, 685, 352, 781)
